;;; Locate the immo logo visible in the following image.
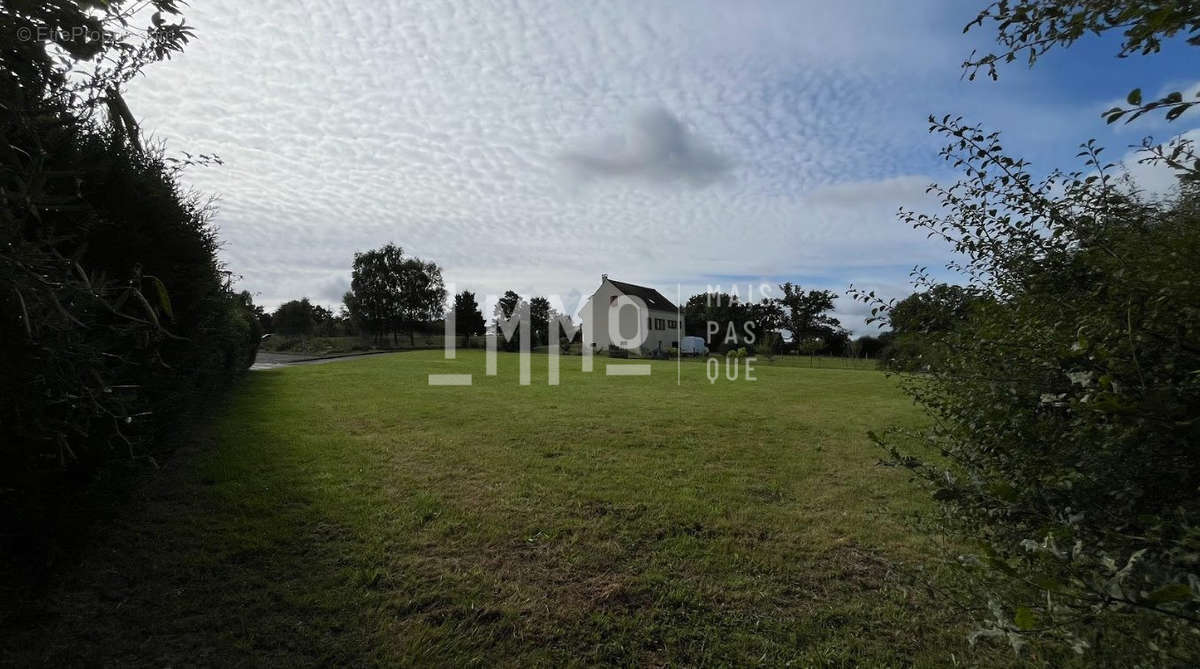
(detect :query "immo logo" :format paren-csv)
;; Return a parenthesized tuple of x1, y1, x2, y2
(428, 282, 768, 386)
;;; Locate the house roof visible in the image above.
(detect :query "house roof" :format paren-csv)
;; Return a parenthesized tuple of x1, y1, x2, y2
(608, 279, 678, 312)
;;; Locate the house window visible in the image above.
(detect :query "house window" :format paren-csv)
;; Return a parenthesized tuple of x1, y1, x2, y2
(655, 318, 664, 330)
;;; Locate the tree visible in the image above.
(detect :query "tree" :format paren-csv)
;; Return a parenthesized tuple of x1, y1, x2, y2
(248, 298, 272, 334)
(308, 305, 334, 336)
(965, 1, 1200, 126)
(550, 310, 578, 352)
(852, 335, 887, 359)
(272, 299, 316, 337)
(494, 290, 526, 351)
(819, 328, 850, 356)
(529, 296, 551, 347)
(854, 116, 1200, 662)
(396, 257, 446, 346)
(750, 298, 785, 359)
(336, 305, 358, 337)
(684, 292, 753, 351)
(881, 284, 983, 370)
(794, 337, 824, 357)
(495, 291, 522, 322)
(234, 291, 265, 368)
(345, 244, 401, 343)
(775, 283, 844, 354)
(343, 244, 445, 345)
(888, 284, 977, 334)
(452, 291, 486, 348)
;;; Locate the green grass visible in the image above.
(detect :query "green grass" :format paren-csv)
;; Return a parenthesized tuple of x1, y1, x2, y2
(684, 352, 880, 371)
(3, 350, 1005, 666)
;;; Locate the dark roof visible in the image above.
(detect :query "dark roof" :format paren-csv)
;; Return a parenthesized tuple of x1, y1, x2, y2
(608, 279, 678, 312)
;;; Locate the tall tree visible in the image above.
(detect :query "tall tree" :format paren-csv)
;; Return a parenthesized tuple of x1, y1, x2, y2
(496, 290, 521, 320)
(684, 292, 752, 350)
(396, 257, 446, 346)
(343, 243, 444, 345)
(888, 284, 978, 335)
(452, 290, 486, 348)
(529, 296, 551, 347)
(549, 308, 577, 352)
(880, 284, 983, 369)
(494, 290, 525, 351)
(272, 299, 316, 337)
(775, 283, 843, 351)
(310, 304, 336, 336)
(750, 297, 785, 355)
(345, 244, 402, 343)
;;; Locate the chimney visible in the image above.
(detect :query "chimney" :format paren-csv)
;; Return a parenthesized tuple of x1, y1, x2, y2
(601, 273, 608, 281)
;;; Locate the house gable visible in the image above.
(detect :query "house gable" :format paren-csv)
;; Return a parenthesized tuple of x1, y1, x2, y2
(582, 276, 680, 352)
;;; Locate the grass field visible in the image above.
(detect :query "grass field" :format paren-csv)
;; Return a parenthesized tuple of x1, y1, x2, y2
(4, 350, 1006, 666)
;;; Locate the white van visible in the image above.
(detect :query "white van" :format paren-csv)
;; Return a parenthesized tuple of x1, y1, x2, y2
(680, 336, 708, 356)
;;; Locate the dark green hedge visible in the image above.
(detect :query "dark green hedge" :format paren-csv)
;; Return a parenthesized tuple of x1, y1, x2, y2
(1, 90, 259, 572)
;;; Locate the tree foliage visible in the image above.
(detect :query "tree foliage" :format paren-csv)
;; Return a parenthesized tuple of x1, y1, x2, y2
(854, 116, 1200, 662)
(682, 286, 845, 355)
(851, 335, 887, 358)
(775, 283, 847, 354)
(343, 243, 446, 345)
(529, 296, 551, 348)
(493, 290, 528, 351)
(683, 292, 751, 351)
(857, 5, 1200, 658)
(272, 299, 317, 337)
(452, 290, 486, 347)
(879, 283, 985, 370)
(1, 1, 258, 565)
(964, 0, 1200, 125)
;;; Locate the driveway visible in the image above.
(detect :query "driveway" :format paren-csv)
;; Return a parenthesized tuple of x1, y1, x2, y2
(250, 350, 398, 370)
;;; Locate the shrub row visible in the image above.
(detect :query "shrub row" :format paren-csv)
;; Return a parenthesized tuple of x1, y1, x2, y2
(1, 88, 259, 573)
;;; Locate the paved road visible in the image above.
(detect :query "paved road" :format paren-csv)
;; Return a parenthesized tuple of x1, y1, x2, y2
(250, 350, 399, 370)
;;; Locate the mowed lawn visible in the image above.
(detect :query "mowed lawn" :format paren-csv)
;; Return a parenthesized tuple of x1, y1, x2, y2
(7, 351, 999, 666)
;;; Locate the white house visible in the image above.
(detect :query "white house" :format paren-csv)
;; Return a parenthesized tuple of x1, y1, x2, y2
(580, 275, 681, 354)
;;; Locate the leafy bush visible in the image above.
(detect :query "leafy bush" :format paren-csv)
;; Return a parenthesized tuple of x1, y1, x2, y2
(855, 119, 1200, 663)
(1, 113, 260, 521)
(878, 284, 984, 371)
(1, 2, 257, 572)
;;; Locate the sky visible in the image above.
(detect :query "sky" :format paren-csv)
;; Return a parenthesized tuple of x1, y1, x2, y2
(124, 1, 1200, 333)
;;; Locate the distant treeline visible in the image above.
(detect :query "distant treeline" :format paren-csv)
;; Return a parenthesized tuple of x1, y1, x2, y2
(265, 268, 956, 362)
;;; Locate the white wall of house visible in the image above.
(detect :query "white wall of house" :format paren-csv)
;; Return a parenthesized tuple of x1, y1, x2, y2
(642, 308, 682, 352)
(581, 277, 682, 354)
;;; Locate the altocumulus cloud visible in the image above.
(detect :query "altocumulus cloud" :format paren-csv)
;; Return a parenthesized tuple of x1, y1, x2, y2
(119, 0, 1128, 327)
(562, 107, 733, 187)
